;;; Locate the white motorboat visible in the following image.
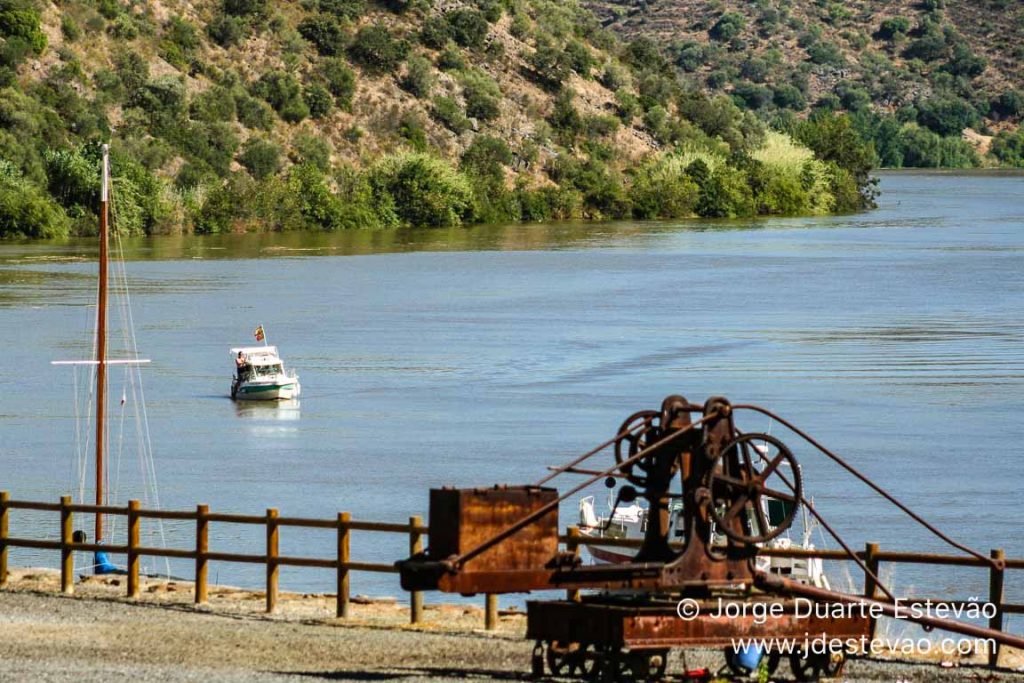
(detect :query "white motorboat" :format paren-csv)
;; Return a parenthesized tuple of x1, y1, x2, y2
(230, 345, 301, 401)
(578, 493, 830, 589)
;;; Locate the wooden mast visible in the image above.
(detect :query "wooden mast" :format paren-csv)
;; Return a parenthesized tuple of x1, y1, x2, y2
(95, 144, 110, 544)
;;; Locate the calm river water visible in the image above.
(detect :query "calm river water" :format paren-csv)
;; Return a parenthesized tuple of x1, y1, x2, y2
(1, 171, 1022, 606)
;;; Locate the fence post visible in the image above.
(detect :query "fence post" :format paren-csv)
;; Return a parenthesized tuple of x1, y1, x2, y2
(266, 508, 279, 614)
(566, 526, 581, 602)
(989, 548, 1005, 668)
(863, 541, 879, 639)
(863, 542, 879, 598)
(127, 500, 140, 599)
(485, 593, 499, 631)
(409, 515, 423, 625)
(0, 491, 8, 588)
(336, 512, 350, 618)
(195, 504, 209, 605)
(60, 496, 73, 595)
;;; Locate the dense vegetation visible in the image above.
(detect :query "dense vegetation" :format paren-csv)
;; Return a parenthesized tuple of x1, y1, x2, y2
(0, 0, 877, 239)
(586, 0, 1023, 169)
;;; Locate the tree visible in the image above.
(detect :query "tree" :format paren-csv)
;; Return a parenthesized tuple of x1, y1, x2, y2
(369, 153, 473, 227)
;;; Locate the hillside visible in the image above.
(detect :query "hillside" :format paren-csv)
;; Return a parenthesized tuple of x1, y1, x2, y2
(584, 0, 1024, 168)
(0, 0, 876, 238)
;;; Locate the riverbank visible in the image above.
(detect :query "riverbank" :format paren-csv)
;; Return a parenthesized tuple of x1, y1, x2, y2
(3, 569, 1024, 682)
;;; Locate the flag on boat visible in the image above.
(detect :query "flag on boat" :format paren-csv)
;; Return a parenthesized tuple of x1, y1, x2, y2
(254, 325, 265, 342)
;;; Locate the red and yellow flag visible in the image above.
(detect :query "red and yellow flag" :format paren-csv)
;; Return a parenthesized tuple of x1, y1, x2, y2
(254, 325, 265, 342)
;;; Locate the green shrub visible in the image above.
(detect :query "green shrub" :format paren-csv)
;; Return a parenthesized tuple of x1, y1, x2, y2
(369, 152, 473, 227)
(224, 0, 268, 19)
(807, 40, 844, 65)
(916, 96, 978, 136)
(990, 129, 1024, 167)
(190, 86, 237, 122)
(317, 0, 365, 20)
(565, 40, 593, 79)
(436, 43, 465, 71)
(288, 162, 348, 229)
(348, 24, 409, 72)
(0, 161, 69, 238)
(208, 14, 246, 47)
(401, 54, 433, 98)
(446, 9, 488, 49)
(113, 49, 150, 94)
(61, 15, 80, 42)
(460, 134, 511, 181)
(528, 42, 571, 90)
(298, 14, 346, 56)
(0, 0, 47, 54)
(517, 185, 582, 221)
(290, 132, 331, 171)
(460, 69, 500, 121)
(235, 92, 275, 129)
(318, 57, 356, 110)
(548, 89, 583, 140)
(943, 43, 986, 78)
(876, 16, 910, 40)
(252, 70, 307, 121)
(303, 83, 333, 119)
(419, 15, 452, 49)
(397, 110, 427, 151)
(430, 95, 469, 133)
(629, 153, 699, 219)
(709, 12, 745, 42)
(238, 138, 281, 180)
(177, 121, 241, 176)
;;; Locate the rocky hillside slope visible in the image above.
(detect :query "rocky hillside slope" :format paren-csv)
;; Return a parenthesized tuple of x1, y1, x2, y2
(585, 0, 1024, 168)
(0, 0, 875, 238)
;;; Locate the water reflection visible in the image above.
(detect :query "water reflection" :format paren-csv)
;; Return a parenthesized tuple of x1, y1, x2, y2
(234, 399, 302, 421)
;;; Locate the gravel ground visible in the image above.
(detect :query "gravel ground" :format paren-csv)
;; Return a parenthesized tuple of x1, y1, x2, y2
(3, 570, 1024, 682)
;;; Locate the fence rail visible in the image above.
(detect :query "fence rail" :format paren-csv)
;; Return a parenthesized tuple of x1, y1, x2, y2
(1, 491, 1020, 654)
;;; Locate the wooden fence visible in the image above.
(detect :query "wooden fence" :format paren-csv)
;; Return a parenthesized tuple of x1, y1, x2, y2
(2, 491, 1022, 658)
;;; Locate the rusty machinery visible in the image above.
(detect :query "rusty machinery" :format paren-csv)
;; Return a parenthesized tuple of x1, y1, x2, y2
(398, 395, 1024, 681)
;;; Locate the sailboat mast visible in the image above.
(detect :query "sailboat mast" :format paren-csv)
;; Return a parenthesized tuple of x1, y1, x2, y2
(95, 144, 110, 544)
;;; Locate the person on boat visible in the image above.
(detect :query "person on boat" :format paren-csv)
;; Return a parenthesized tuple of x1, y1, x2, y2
(235, 351, 250, 379)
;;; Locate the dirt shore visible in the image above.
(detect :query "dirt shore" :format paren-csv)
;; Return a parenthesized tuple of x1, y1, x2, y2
(2, 569, 1024, 682)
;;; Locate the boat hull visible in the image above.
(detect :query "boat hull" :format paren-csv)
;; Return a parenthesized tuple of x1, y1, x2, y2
(232, 381, 301, 401)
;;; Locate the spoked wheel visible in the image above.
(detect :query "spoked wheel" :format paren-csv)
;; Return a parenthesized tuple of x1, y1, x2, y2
(546, 641, 599, 679)
(706, 431, 802, 544)
(613, 410, 661, 487)
(789, 650, 845, 681)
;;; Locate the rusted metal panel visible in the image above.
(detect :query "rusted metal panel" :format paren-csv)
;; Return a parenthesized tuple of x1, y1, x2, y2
(399, 485, 559, 593)
(527, 599, 872, 650)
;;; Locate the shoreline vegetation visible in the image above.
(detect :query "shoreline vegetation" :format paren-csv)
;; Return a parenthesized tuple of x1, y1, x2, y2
(0, 0, 881, 240)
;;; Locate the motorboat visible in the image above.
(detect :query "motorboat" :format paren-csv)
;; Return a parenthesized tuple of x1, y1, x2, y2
(230, 345, 301, 401)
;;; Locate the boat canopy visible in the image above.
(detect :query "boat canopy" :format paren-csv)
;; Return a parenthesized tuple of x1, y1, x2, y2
(231, 346, 282, 366)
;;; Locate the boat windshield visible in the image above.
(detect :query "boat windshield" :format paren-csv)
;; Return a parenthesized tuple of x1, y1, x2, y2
(252, 364, 283, 376)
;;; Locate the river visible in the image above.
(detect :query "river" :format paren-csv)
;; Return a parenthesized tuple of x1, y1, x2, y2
(1, 171, 1022, 606)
